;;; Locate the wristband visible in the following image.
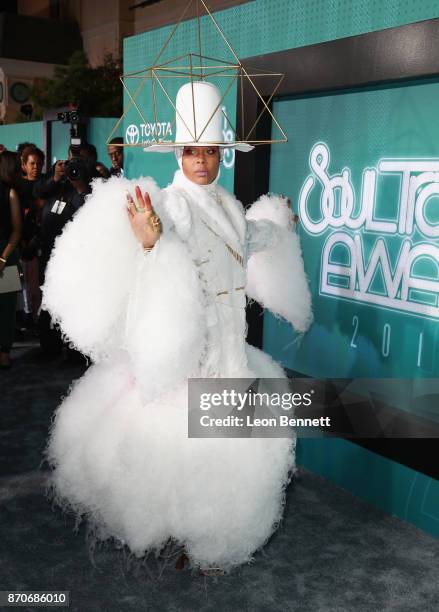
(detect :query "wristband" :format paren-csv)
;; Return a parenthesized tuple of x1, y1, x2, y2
(0, 257, 7, 263)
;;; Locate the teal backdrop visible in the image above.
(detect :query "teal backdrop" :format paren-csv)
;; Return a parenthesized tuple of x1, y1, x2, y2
(267, 81, 439, 381)
(0, 121, 43, 150)
(121, 0, 439, 538)
(0, 118, 115, 168)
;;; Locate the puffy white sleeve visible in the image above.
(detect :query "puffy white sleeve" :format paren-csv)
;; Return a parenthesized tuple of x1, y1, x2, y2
(122, 227, 206, 399)
(41, 175, 164, 360)
(245, 194, 313, 333)
(42, 176, 206, 398)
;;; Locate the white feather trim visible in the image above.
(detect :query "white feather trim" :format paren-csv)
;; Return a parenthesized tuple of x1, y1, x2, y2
(246, 193, 294, 228)
(245, 194, 313, 333)
(46, 349, 294, 570)
(124, 233, 206, 400)
(41, 175, 163, 359)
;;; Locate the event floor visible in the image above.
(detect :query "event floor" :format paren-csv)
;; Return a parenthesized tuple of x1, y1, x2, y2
(1, 342, 438, 611)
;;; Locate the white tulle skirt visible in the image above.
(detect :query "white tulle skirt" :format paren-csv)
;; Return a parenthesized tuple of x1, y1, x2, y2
(46, 345, 294, 570)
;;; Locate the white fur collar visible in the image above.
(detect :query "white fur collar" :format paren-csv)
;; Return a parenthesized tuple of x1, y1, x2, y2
(168, 170, 246, 249)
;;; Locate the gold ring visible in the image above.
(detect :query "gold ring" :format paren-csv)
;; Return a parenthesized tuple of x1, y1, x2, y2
(150, 214, 162, 233)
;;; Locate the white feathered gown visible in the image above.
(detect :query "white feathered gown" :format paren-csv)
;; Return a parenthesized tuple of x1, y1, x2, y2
(42, 169, 312, 570)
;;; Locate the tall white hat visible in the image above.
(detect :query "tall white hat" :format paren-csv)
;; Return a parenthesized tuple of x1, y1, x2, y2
(146, 81, 253, 153)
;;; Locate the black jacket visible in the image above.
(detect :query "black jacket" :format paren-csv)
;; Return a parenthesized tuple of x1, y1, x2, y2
(36, 175, 91, 272)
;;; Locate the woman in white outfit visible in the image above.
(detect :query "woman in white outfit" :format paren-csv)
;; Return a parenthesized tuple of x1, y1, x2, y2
(43, 81, 312, 571)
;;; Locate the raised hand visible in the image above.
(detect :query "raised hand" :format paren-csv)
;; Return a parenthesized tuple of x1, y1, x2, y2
(127, 185, 162, 249)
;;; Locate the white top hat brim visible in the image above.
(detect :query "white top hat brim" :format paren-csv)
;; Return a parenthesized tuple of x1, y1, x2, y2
(144, 142, 254, 153)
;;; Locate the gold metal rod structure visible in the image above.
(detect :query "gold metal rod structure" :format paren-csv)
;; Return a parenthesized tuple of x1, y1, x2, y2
(236, 72, 285, 77)
(196, 0, 204, 79)
(197, 72, 238, 141)
(124, 53, 192, 77)
(153, 74, 238, 78)
(155, 52, 194, 69)
(189, 53, 197, 140)
(243, 64, 285, 75)
(241, 66, 288, 142)
(152, 0, 194, 67)
(189, 52, 238, 67)
(191, 66, 238, 79)
(151, 69, 158, 130)
(140, 139, 288, 147)
(124, 70, 284, 78)
(221, 107, 239, 141)
(109, 0, 288, 149)
(245, 73, 285, 140)
(154, 72, 196, 140)
(200, 0, 241, 65)
(121, 76, 150, 126)
(242, 140, 287, 144)
(152, 69, 206, 78)
(155, 64, 238, 71)
(106, 75, 146, 144)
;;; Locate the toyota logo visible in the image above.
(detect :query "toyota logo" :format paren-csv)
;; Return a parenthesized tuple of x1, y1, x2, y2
(125, 124, 140, 145)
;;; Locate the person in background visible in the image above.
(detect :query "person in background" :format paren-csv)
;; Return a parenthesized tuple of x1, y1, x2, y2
(74, 142, 97, 166)
(16, 142, 36, 166)
(21, 145, 44, 182)
(96, 161, 110, 179)
(18, 146, 45, 328)
(0, 152, 22, 368)
(68, 142, 110, 180)
(18, 145, 45, 213)
(107, 137, 124, 177)
(34, 144, 97, 358)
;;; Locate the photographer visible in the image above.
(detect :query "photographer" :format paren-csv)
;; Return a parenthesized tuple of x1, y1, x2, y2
(34, 143, 98, 357)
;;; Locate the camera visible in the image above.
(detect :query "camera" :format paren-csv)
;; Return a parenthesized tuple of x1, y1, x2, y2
(64, 157, 89, 182)
(57, 110, 80, 124)
(57, 110, 90, 182)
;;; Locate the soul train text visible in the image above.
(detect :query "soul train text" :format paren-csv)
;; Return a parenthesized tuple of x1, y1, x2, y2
(299, 143, 439, 319)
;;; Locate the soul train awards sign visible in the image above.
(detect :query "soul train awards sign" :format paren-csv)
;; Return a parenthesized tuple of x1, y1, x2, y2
(265, 82, 439, 379)
(299, 142, 439, 320)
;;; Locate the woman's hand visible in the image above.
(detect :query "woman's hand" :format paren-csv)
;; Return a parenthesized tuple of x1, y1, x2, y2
(127, 186, 162, 249)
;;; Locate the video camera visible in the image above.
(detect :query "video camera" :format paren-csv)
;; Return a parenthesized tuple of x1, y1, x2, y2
(57, 110, 90, 182)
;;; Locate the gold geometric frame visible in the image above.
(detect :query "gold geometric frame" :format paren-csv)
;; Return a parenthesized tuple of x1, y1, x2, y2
(107, 0, 287, 148)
